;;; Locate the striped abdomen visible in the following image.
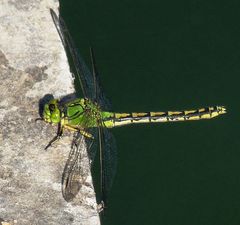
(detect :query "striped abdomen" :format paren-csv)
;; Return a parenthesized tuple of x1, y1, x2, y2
(106, 106, 226, 128)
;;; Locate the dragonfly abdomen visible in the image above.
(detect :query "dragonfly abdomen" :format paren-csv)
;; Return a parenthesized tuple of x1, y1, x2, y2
(109, 106, 226, 127)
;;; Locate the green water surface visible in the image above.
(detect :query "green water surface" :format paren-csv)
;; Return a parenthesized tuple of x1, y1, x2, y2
(60, 1, 240, 224)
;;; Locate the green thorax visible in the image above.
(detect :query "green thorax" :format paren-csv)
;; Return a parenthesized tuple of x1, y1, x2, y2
(63, 98, 114, 128)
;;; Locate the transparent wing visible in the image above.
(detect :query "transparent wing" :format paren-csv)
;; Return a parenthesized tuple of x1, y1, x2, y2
(61, 125, 116, 206)
(50, 9, 111, 110)
(62, 132, 92, 201)
(98, 125, 117, 207)
(50, 9, 93, 99)
(51, 9, 117, 207)
(89, 47, 112, 110)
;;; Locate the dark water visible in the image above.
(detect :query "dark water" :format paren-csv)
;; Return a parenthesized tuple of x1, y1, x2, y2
(59, 1, 240, 224)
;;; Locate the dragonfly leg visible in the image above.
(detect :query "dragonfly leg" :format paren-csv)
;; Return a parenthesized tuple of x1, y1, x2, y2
(45, 122, 63, 150)
(64, 124, 79, 132)
(35, 118, 44, 122)
(79, 129, 94, 139)
(64, 124, 94, 139)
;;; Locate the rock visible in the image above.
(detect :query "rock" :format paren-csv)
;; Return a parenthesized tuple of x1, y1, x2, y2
(0, 1, 100, 224)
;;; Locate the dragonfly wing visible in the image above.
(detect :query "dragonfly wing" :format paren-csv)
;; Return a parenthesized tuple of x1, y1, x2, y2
(98, 125, 117, 207)
(51, 9, 116, 206)
(62, 132, 93, 202)
(50, 9, 95, 100)
(90, 47, 112, 111)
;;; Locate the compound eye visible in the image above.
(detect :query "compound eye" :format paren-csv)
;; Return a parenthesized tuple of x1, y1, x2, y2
(49, 104, 55, 113)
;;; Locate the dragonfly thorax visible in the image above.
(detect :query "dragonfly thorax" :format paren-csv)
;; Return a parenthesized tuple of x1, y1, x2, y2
(64, 98, 102, 128)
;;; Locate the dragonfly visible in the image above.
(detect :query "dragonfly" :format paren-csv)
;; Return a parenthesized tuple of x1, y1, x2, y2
(44, 9, 227, 212)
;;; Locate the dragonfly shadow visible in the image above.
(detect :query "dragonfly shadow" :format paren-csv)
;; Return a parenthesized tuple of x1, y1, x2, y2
(37, 94, 54, 118)
(59, 93, 77, 105)
(37, 93, 77, 118)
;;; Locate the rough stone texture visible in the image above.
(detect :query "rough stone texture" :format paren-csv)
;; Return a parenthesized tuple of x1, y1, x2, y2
(0, 1, 100, 224)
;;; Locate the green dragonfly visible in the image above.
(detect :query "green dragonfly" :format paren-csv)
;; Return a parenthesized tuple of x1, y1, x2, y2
(45, 9, 226, 211)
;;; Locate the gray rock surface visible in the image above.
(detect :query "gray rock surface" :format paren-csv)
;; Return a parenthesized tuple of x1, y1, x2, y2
(0, 1, 100, 224)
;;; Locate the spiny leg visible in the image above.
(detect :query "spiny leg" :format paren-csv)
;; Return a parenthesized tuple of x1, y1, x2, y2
(45, 122, 63, 150)
(64, 124, 94, 139)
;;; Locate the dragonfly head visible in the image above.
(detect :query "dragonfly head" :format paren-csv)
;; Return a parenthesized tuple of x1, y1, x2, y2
(43, 99, 61, 124)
